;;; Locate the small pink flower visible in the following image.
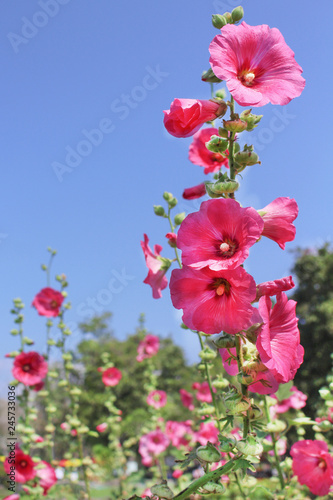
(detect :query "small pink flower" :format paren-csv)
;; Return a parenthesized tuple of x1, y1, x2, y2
(209, 22, 305, 107)
(12, 351, 48, 386)
(139, 430, 170, 466)
(166, 232, 177, 248)
(271, 386, 307, 415)
(163, 99, 224, 138)
(192, 381, 215, 403)
(256, 276, 295, 301)
(172, 469, 184, 479)
(182, 183, 206, 200)
(3, 495, 20, 500)
(102, 367, 122, 387)
(177, 199, 263, 271)
(36, 461, 57, 496)
(170, 265, 257, 334)
(179, 389, 194, 411)
(35, 436, 44, 443)
(32, 287, 64, 317)
(166, 420, 194, 448)
(136, 334, 160, 362)
(189, 127, 229, 174)
(96, 423, 108, 433)
(291, 440, 333, 496)
(141, 234, 168, 299)
(196, 421, 219, 446)
(259, 197, 298, 250)
(4, 447, 36, 483)
(147, 390, 167, 409)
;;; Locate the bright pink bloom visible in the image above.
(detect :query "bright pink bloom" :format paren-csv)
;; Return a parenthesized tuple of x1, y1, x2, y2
(192, 381, 215, 403)
(271, 386, 307, 417)
(172, 469, 184, 479)
(141, 488, 152, 498)
(102, 367, 122, 387)
(166, 420, 194, 448)
(35, 436, 44, 443)
(189, 128, 229, 174)
(60, 422, 70, 432)
(3, 495, 20, 500)
(96, 423, 108, 433)
(166, 232, 177, 248)
(4, 447, 36, 483)
(257, 293, 303, 384)
(36, 461, 57, 496)
(70, 429, 78, 436)
(163, 99, 224, 138)
(139, 430, 170, 466)
(136, 334, 160, 362)
(196, 421, 219, 445)
(141, 234, 168, 299)
(32, 287, 64, 317)
(177, 199, 263, 271)
(291, 440, 333, 496)
(259, 197, 298, 250)
(179, 389, 194, 411)
(256, 276, 295, 300)
(12, 351, 48, 386)
(182, 183, 206, 200)
(209, 22, 305, 107)
(170, 265, 256, 334)
(147, 390, 167, 409)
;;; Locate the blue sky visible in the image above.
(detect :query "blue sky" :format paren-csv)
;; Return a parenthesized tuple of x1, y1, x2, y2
(0, 0, 332, 392)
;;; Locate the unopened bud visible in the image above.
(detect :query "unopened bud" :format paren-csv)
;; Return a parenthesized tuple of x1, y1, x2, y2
(41, 264, 47, 271)
(151, 481, 174, 499)
(23, 337, 34, 345)
(205, 135, 228, 154)
(199, 348, 216, 361)
(207, 179, 239, 196)
(240, 109, 263, 131)
(234, 149, 260, 170)
(223, 12, 232, 23)
(212, 14, 227, 29)
(236, 435, 263, 456)
(200, 481, 225, 494)
(197, 404, 215, 416)
(168, 197, 178, 208)
(163, 191, 173, 201)
(196, 442, 221, 463)
(219, 435, 236, 452)
(223, 119, 247, 133)
(316, 420, 332, 432)
(212, 333, 236, 348)
(218, 127, 229, 138)
(266, 420, 287, 433)
(10, 329, 19, 336)
(215, 88, 226, 100)
(201, 67, 222, 83)
(212, 377, 229, 390)
(174, 212, 186, 226)
(154, 205, 165, 217)
(231, 6, 244, 23)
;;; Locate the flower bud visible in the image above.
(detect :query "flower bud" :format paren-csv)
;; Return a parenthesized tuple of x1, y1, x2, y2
(41, 264, 47, 271)
(219, 435, 237, 452)
(196, 442, 221, 463)
(166, 232, 177, 248)
(211, 333, 236, 348)
(316, 420, 332, 432)
(212, 14, 227, 29)
(215, 100, 228, 118)
(174, 212, 186, 226)
(223, 12, 232, 23)
(197, 404, 215, 416)
(224, 393, 251, 415)
(154, 205, 165, 217)
(319, 388, 331, 400)
(200, 482, 225, 494)
(168, 197, 178, 208)
(45, 424, 55, 433)
(223, 119, 247, 133)
(10, 329, 19, 336)
(234, 145, 260, 167)
(151, 481, 174, 499)
(6, 351, 20, 358)
(201, 67, 222, 83)
(266, 420, 287, 433)
(231, 6, 244, 23)
(205, 183, 223, 199)
(218, 127, 229, 138)
(212, 377, 229, 390)
(235, 435, 263, 456)
(47, 339, 56, 346)
(207, 179, 239, 195)
(205, 135, 229, 154)
(163, 191, 173, 201)
(240, 109, 263, 131)
(199, 348, 217, 361)
(215, 88, 226, 100)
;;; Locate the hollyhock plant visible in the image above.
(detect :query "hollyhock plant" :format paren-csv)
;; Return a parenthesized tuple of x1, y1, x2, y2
(102, 366, 122, 387)
(136, 334, 159, 362)
(32, 287, 64, 317)
(163, 98, 226, 138)
(192, 381, 215, 403)
(147, 390, 167, 409)
(170, 265, 256, 334)
(189, 127, 229, 174)
(258, 197, 298, 250)
(4, 447, 36, 483)
(36, 461, 57, 496)
(12, 351, 48, 386)
(141, 234, 169, 299)
(209, 22, 305, 107)
(256, 275, 295, 300)
(182, 182, 206, 200)
(179, 388, 194, 411)
(290, 440, 333, 496)
(177, 198, 264, 271)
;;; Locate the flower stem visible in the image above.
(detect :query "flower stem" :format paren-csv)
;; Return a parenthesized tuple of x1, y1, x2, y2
(167, 208, 182, 268)
(264, 396, 285, 490)
(235, 334, 250, 438)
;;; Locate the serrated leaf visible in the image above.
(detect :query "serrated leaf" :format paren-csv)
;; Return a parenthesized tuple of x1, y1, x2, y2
(175, 449, 198, 470)
(233, 458, 256, 473)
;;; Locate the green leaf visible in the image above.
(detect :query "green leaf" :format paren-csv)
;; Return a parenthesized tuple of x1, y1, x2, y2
(275, 381, 293, 402)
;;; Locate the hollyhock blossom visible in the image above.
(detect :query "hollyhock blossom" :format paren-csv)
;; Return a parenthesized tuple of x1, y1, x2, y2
(141, 234, 168, 299)
(256, 275, 295, 300)
(177, 199, 264, 271)
(166, 420, 194, 448)
(166, 232, 177, 248)
(189, 128, 229, 174)
(170, 265, 256, 334)
(36, 461, 57, 496)
(12, 351, 48, 386)
(163, 99, 225, 138)
(32, 287, 64, 317)
(192, 381, 215, 403)
(179, 389, 194, 411)
(258, 197, 298, 250)
(196, 421, 219, 445)
(102, 367, 122, 387)
(172, 469, 184, 479)
(4, 447, 36, 483)
(3, 495, 20, 500)
(182, 182, 206, 200)
(147, 390, 167, 409)
(209, 22, 305, 107)
(136, 334, 159, 362)
(96, 423, 108, 433)
(271, 386, 307, 416)
(139, 430, 170, 466)
(266, 436, 287, 457)
(291, 440, 333, 496)
(257, 293, 303, 384)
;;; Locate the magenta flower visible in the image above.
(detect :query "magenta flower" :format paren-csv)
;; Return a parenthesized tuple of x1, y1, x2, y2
(141, 234, 168, 299)
(4, 447, 36, 483)
(163, 99, 225, 138)
(32, 287, 64, 317)
(209, 22, 305, 107)
(166, 420, 194, 448)
(147, 390, 167, 409)
(179, 389, 194, 411)
(170, 265, 256, 334)
(271, 386, 307, 416)
(177, 199, 263, 271)
(257, 293, 304, 384)
(166, 232, 177, 248)
(182, 182, 207, 200)
(3, 495, 20, 500)
(291, 440, 333, 496)
(139, 430, 170, 467)
(196, 421, 219, 446)
(256, 275, 295, 300)
(101, 367, 122, 387)
(136, 334, 159, 362)
(259, 197, 298, 249)
(189, 128, 229, 174)
(36, 461, 57, 496)
(96, 423, 108, 433)
(12, 351, 48, 386)
(192, 381, 215, 403)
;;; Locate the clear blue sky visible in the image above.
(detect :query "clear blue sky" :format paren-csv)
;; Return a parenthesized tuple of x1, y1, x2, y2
(1, 0, 332, 392)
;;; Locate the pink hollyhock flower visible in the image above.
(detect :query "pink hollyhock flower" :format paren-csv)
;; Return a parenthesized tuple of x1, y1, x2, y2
(136, 334, 160, 362)
(192, 381, 215, 403)
(32, 287, 64, 317)
(147, 390, 167, 409)
(60, 422, 70, 432)
(12, 351, 48, 386)
(141, 234, 168, 299)
(266, 435, 287, 457)
(70, 429, 78, 436)
(163, 99, 225, 138)
(96, 423, 108, 433)
(3, 495, 20, 500)
(35, 435, 44, 443)
(182, 182, 206, 200)
(36, 461, 57, 496)
(209, 22, 305, 107)
(172, 469, 184, 479)
(177, 199, 263, 271)
(170, 265, 256, 334)
(271, 386, 307, 416)
(139, 430, 170, 466)
(189, 127, 229, 174)
(291, 440, 333, 496)
(4, 447, 36, 483)
(179, 389, 194, 411)
(166, 232, 177, 248)
(141, 488, 152, 498)
(165, 420, 194, 448)
(256, 275, 295, 300)
(196, 421, 219, 445)
(102, 367, 122, 386)
(259, 197, 298, 250)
